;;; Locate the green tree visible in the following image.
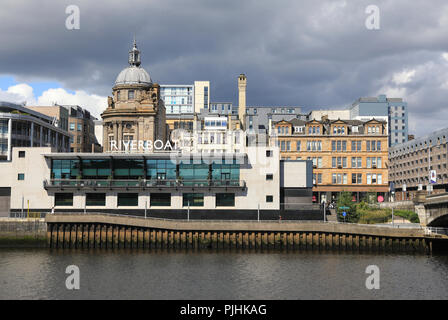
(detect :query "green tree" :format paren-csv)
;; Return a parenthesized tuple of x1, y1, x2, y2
(336, 191, 358, 223)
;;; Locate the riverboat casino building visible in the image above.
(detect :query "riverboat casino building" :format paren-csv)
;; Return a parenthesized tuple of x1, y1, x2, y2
(0, 41, 316, 219)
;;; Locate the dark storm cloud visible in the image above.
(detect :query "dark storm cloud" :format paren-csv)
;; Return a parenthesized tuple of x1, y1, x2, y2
(1, 0, 448, 136)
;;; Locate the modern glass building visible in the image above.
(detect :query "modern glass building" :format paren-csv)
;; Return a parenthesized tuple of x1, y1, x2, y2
(0, 101, 71, 161)
(160, 85, 194, 115)
(350, 95, 408, 147)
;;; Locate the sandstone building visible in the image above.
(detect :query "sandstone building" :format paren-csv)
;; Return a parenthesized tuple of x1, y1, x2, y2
(101, 40, 166, 152)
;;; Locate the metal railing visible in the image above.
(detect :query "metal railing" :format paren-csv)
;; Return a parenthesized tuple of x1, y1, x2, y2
(44, 179, 246, 189)
(47, 211, 423, 229)
(49, 211, 331, 223)
(424, 227, 448, 236)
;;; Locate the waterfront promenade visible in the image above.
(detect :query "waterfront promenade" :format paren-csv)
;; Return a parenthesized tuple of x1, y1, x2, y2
(44, 213, 448, 253)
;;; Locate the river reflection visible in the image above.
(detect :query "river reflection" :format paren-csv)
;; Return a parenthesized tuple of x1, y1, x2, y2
(1, 248, 448, 300)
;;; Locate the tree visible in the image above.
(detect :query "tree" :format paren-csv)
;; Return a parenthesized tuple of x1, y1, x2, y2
(336, 191, 358, 223)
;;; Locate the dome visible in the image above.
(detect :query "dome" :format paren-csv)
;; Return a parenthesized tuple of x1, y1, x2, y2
(115, 66, 152, 86)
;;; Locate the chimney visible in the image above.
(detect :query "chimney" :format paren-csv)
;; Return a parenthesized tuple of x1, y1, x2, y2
(238, 74, 247, 130)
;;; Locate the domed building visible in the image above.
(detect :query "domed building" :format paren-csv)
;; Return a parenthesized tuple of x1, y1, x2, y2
(101, 40, 166, 152)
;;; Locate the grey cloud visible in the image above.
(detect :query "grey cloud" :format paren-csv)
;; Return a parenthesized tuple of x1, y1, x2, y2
(1, 0, 448, 136)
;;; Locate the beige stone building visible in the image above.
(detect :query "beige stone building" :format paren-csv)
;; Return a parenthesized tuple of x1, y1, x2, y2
(271, 118, 389, 203)
(101, 40, 166, 152)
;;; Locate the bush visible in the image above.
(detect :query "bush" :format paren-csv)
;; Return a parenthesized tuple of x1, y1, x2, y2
(336, 191, 358, 222)
(393, 210, 420, 223)
(358, 209, 390, 224)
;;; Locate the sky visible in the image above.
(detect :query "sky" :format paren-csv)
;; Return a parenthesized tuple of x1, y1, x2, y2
(1, 0, 448, 137)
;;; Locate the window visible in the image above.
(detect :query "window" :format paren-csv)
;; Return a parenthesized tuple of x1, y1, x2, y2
(17, 173, 25, 180)
(117, 193, 138, 206)
(352, 173, 362, 184)
(86, 193, 106, 206)
(266, 150, 272, 157)
(18, 151, 25, 158)
(70, 123, 75, 131)
(51, 159, 80, 180)
(77, 124, 82, 132)
(183, 193, 204, 207)
(128, 90, 135, 100)
(82, 159, 111, 179)
(266, 174, 273, 180)
(351, 141, 361, 152)
(332, 157, 347, 168)
(296, 141, 301, 151)
(216, 193, 235, 207)
(351, 157, 362, 168)
(55, 193, 73, 206)
(150, 193, 171, 207)
(266, 195, 273, 203)
(332, 140, 346, 151)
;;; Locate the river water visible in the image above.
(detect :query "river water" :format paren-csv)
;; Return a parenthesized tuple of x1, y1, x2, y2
(1, 248, 448, 300)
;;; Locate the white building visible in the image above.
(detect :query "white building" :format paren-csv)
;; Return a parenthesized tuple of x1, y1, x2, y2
(0, 147, 314, 218)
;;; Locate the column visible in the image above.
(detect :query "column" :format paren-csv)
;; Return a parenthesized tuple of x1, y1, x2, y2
(7, 118, 12, 161)
(30, 122, 34, 147)
(102, 123, 108, 152)
(39, 125, 43, 146)
(113, 122, 118, 151)
(117, 122, 123, 150)
(149, 118, 155, 142)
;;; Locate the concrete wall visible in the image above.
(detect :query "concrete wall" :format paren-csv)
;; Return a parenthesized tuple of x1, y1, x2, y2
(0, 147, 53, 212)
(280, 160, 311, 188)
(0, 218, 47, 247)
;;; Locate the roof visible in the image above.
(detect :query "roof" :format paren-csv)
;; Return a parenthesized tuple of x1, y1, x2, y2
(115, 66, 152, 86)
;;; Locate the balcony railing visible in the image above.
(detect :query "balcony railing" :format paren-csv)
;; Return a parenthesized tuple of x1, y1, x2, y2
(44, 179, 246, 190)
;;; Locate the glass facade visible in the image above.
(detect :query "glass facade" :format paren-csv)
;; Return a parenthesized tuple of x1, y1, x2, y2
(51, 158, 241, 186)
(114, 159, 144, 179)
(179, 162, 209, 185)
(82, 159, 111, 178)
(160, 86, 194, 114)
(212, 160, 240, 184)
(51, 159, 80, 179)
(147, 159, 176, 180)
